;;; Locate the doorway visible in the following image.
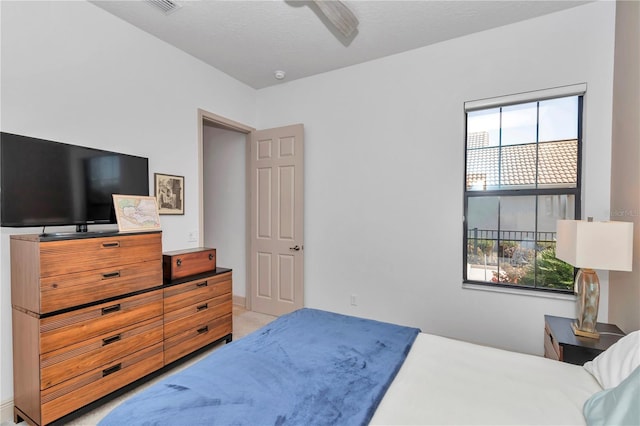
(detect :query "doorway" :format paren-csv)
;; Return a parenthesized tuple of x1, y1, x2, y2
(198, 110, 305, 316)
(199, 110, 253, 308)
(202, 126, 248, 306)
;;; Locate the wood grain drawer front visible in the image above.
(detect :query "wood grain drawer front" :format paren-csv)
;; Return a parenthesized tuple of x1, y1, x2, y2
(40, 317, 163, 390)
(164, 314, 232, 365)
(164, 273, 231, 312)
(544, 322, 561, 361)
(40, 261, 162, 314)
(164, 293, 232, 338)
(40, 342, 164, 425)
(39, 233, 161, 277)
(40, 290, 163, 354)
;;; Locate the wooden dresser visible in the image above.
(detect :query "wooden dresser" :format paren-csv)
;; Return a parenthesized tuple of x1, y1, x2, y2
(163, 268, 233, 365)
(10, 231, 164, 426)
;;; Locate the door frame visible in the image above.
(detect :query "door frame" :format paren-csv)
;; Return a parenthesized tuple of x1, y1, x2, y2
(197, 108, 255, 309)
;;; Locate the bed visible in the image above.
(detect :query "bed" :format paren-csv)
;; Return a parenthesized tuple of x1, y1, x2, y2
(99, 308, 639, 426)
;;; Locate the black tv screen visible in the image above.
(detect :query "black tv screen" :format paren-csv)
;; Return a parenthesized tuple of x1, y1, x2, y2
(1, 132, 149, 229)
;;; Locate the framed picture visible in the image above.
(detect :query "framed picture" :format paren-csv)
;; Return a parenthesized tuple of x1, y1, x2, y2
(154, 173, 184, 215)
(112, 194, 161, 232)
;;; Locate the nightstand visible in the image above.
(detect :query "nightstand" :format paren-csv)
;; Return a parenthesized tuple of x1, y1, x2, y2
(544, 315, 625, 365)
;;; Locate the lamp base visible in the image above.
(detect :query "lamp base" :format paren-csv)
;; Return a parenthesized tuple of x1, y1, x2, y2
(571, 321, 600, 339)
(574, 268, 600, 338)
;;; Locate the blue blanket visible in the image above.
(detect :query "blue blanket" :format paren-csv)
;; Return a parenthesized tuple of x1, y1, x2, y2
(99, 308, 419, 426)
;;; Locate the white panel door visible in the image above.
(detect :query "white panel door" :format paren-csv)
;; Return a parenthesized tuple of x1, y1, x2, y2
(250, 124, 304, 316)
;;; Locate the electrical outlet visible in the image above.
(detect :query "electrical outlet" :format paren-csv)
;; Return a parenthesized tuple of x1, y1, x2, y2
(350, 294, 357, 306)
(187, 230, 198, 243)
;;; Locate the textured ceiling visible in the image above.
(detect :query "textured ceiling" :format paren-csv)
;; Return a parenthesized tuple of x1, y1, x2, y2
(90, 0, 589, 89)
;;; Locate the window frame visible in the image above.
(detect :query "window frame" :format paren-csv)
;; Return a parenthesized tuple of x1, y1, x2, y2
(463, 87, 584, 294)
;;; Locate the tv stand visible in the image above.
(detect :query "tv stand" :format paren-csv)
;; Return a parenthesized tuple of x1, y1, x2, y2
(10, 231, 233, 425)
(11, 231, 164, 425)
(38, 229, 124, 240)
(76, 224, 88, 232)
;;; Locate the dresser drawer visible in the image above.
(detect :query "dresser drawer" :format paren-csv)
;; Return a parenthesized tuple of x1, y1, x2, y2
(39, 233, 161, 277)
(544, 321, 561, 361)
(40, 261, 162, 313)
(40, 290, 163, 354)
(164, 314, 232, 365)
(40, 317, 163, 389)
(164, 293, 232, 338)
(40, 342, 164, 425)
(543, 315, 624, 365)
(164, 272, 231, 312)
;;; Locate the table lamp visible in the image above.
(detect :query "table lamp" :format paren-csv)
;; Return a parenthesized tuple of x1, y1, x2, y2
(555, 219, 634, 339)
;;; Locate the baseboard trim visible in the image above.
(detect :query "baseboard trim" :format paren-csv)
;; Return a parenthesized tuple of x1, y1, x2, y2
(232, 295, 246, 308)
(1, 398, 13, 423)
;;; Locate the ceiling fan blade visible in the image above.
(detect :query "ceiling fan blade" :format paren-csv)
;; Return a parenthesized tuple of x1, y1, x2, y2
(312, 0, 359, 38)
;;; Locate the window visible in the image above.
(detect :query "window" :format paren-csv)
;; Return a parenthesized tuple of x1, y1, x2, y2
(463, 87, 583, 292)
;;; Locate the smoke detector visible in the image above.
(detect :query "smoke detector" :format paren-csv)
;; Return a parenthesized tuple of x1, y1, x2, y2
(274, 70, 286, 80)
(146, 0, 182, 15)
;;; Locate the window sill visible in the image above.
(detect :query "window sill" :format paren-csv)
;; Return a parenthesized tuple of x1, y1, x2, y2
(462, 282, 576, 301)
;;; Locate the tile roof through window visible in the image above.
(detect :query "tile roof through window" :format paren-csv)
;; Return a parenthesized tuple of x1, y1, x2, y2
(466, 133, 578, 189)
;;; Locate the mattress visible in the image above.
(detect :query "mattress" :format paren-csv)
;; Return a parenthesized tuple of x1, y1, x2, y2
(371, 333, 603, 425)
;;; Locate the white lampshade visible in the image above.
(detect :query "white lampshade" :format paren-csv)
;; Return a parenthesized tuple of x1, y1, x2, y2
(556, 220, 634, 271)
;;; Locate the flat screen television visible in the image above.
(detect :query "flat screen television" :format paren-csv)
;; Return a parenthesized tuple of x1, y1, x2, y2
(1, 132, 149, 231)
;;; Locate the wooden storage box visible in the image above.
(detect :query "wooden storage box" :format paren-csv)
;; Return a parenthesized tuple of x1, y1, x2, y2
(163, 247, 216, 281)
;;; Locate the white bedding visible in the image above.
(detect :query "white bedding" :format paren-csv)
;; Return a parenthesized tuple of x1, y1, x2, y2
(371, 333, 602, 425)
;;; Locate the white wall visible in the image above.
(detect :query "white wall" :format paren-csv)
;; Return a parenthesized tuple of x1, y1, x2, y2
(609, 0, 640, 333)
(203, 126, 247, 299)
(0, 0, 256, 412)
(256, 2, 617, 355)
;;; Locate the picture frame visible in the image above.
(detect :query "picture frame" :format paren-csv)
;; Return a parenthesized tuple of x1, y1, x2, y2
(154, 173, 185, 215)
(112, 194, 161, 232)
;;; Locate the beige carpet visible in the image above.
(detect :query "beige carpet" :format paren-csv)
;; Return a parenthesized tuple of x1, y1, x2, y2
(5, 306, 275, 426)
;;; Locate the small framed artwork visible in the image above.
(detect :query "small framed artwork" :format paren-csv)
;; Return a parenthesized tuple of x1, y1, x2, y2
(112, 194, 161, 232)
(154, 173, 184, 215)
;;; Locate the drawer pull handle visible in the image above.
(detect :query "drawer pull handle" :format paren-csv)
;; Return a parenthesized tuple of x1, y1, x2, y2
(102, 242, 120, 248)
(197, 326, 209, 334)
(209, 253, 214, 261)
(102, 271, 121, 279)
(102, 363, 122, 377)
(176, 259, 182, 267)
(197, 304, 208, 311)
(196, 282, 208, 288)
(102, 334, 122, 346)
(102, 304, 121, 315)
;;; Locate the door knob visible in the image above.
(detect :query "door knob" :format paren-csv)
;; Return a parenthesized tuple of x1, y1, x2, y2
(290, 245, 301, 251)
